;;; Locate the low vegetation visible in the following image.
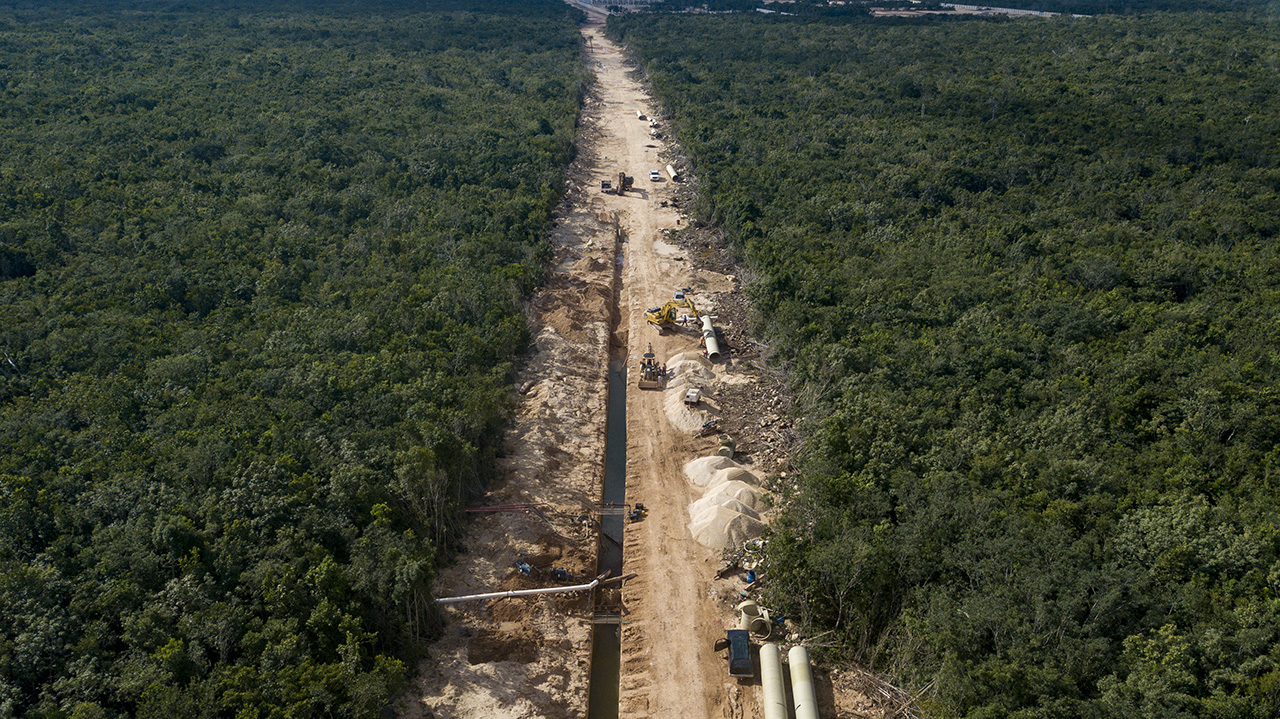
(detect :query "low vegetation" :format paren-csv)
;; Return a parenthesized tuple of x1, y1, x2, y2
(613, 8, 1280, 717)
(0, 0, 583, 715)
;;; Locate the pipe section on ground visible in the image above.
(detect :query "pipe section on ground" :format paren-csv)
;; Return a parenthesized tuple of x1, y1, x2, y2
(436, 572, 608, 604)
(701, 316, 721, 362)
(759, 643, 788, 719)
(735, 600, 771, 637)
(788, 645, 819, 719)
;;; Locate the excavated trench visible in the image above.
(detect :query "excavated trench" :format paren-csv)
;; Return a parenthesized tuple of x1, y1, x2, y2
(586, 225, 628, 719)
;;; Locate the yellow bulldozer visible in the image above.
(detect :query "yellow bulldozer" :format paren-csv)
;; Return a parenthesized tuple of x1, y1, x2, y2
(645, 292, 698, 332)
(638, 344, 664, 390)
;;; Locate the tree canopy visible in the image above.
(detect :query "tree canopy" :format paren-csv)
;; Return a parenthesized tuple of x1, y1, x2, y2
(613, 9, 1280, 717)
(0, 1, 584, 716)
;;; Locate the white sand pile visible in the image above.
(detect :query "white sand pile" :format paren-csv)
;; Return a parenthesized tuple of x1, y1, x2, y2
(690, 496, 760, 522)
(689, 505, 767, 550)
(706, 466, 759, 490)
(661, 352, 717, 432)
(702, 480, 765, 510)
(663, 386, 711, 432)
(665, 353, 713, 383)
(665, 362, 714, 387)
(684, 456, 741, 487)
(684, 457, 771, 549)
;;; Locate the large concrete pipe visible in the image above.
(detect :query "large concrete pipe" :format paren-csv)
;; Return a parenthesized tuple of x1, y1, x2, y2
(701, 316, 721, 362)
(759, 643, 788, 719)
(736, 600, 771, 637)
(788, 645, 819, 719)
(666, 164, 680, 182)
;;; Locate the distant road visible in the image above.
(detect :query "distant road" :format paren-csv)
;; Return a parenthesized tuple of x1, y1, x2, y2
(940, 2, 1088, 16)
(565, 0, 610, 17)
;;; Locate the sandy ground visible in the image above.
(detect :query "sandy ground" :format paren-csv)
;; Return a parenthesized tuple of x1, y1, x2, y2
(401, 15, 892, 719)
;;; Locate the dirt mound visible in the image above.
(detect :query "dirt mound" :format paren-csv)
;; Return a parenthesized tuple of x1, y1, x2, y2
(683, 456, 741, 487)
(701, 479, 765, 510)
(690, 496, 760, 523)
(468, 625, 542, 665)
(666, 362, 713, 384)
(663, 387, 711, 432)
(535, 281, 614, 345)
(683, 457, 770, 549)
(706, 466, 759, 490)
(688, 505, 767, 550)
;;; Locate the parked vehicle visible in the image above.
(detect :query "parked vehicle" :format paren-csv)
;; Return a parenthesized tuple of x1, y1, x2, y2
(726, 629, 753, 678)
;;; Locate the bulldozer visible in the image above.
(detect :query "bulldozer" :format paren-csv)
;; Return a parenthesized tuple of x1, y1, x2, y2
(645, 292, 698, 332)
(638, 343, 664, 390)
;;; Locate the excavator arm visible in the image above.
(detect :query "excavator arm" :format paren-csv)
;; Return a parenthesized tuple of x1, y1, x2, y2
(644, 295, 698, 329)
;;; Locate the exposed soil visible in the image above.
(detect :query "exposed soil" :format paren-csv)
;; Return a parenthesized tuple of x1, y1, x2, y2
(399, 13, 886, 719)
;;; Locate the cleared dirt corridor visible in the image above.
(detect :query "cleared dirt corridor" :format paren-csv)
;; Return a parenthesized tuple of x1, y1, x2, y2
(400, 16, 756, 719)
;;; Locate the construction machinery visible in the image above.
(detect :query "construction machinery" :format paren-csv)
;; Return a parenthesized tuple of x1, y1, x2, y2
(617, 171, 634, 194)
(638, 343, 664, 390)
(645, 291, 698, 331)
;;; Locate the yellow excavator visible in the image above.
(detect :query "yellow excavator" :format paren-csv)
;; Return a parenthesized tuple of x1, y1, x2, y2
(638, 344, 664, 390)
(645, 292, 698, 332)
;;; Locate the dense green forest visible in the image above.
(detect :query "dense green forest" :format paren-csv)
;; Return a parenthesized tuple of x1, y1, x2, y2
(612, 9, 1280, 717)
(0, 1, 583, 715)
(636, 0, 1268, 18)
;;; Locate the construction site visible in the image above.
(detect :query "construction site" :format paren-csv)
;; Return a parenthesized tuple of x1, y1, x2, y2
(397, 15, 887, 719)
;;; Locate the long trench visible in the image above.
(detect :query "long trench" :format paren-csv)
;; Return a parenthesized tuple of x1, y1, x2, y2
(586, 214, 628, 718)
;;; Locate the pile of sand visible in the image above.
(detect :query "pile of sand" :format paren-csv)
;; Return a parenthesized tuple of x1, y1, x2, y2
(688, 505, 767, 550)
(683, 457, 770, 549)
(684, 456, 741, 487)
(702, 479, 764, 510)
(663, 388, 711, 433)
(707, 466, 759, 490)
(690, 496, 760, 522)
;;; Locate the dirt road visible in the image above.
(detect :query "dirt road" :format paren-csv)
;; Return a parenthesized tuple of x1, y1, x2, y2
(402, 17, 762, 719)
(579, 23, 758, 719)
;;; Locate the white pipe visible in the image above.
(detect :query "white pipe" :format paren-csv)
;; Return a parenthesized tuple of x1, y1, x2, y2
(666, 164, 680, 181)
(436, 573, 606, 604)
(760, 644, 787, 719)
(789, 645, 819, 719)
(701, 316, 721, 362)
